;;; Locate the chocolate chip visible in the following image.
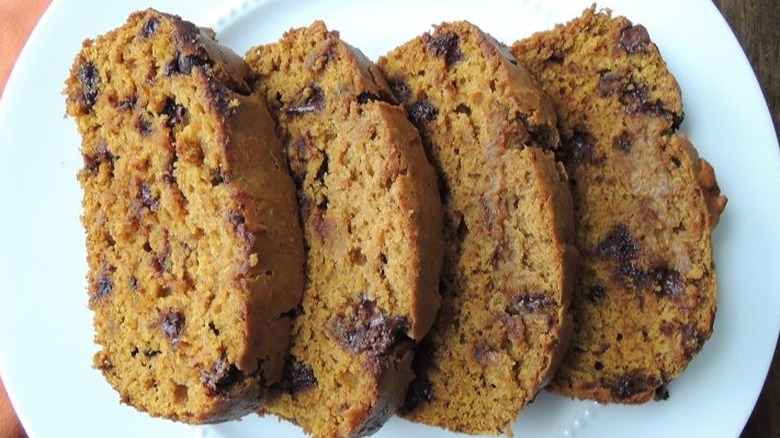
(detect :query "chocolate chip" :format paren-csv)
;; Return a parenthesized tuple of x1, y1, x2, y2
(140, 183, 160, 211)
(616, 131, 633, 152)
(128, 276, 139, 292)
(506, 293, 556, 315)
(388, 78, 411, 102)
(228, 210, 253, 243)
(143, 348, 161, 358)
(594, 361, 604, 371)
(596, 224, 640, 260)
(83, 140, 116, 173)
(404, 377, 433, 412)
(160, 308, 185, 345)
(208, 321, 220, 335)
(140, 17, 160, 38)
(330, 297, 409, 355)
(283, 85, 326, 116)
(557, 126, 595, 167)
(77, 62, 100, 109)
(162, 97, 188, 128)
(315, 154, 329, 185)
(681, 323, 705, 359)
(136, 117, 153, 136)
(287, 358, 317, 393)
(617, 24, 651, 54)
(658, 268, 685, 298)
(654, 384, 670, 401)
(597, 71, 623, 97)
(209, 84, 236, 118)
(210, 167, 227, 186)
(357, 92, 382, 104)
(164, 51, 212, 76)
(407, 99, 438, 130)
(119, 95, 137, 111)
(202, 358, 244, 397)
(454, 103, 472, 115)
(426, 32, 464, 67)
(151, 242, 171, 274)
(93, 268, 114, 301)
(671, 112, 685, 131)
(609, 372, 659, 400)
(620, 83, 670, 116)
(587, 284, 606, 303)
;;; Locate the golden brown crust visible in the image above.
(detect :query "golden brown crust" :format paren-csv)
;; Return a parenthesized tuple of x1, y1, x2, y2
(246, 21, 443, 437)
(379, 21, 576, 435)
(65, 9, 303, 423)
(513, 6, 726, 403)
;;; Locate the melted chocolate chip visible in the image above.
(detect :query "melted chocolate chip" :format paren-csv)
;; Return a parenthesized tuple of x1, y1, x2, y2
(94, 269, 114, 301)
(558, 126, 595, 167)
(658, 268, 685, 298)
(672, 112, 685, 131)
(654, 384, 670, 401)
(506, 293, 556, 315)
(587, 285, 606, 303)
(388, 78, 411, 102)
(596, 224, 640, 260)
(283, 86, 325, 116)
(119, 95, 137, 111)
(610, 372, 659, 400)
(597, 71, 623, 97)
(164, 51, 212, 76)
(160, 309, 185, 345)
(620, 83, 670, 116)
(210, 167, 227, 186)
(209, 84, 236, 118)
(288, 358, 317, 393)
(77, 62, 100, 109)
(202, 358, 244, 397)
(331, 297, 409, 355)
(407, 99, 438, 130)
(140, 17, 160, 38)
(427, 32, 464, 67)
(404, 377, 434, 412)
(162, 97, 188, 128)
(617, 24, 651, 54)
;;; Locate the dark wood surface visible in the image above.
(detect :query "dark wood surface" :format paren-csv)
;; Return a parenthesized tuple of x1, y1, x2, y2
(712, 1, 780, 437)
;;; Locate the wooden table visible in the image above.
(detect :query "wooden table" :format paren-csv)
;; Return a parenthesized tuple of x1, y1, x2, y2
(0, 1, 778, 437)
(713, 3, 780, 437)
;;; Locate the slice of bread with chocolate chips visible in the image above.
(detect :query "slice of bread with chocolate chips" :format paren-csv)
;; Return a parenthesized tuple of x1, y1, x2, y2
(512, 6, 727, 403)
(378, 21, 577, 435)
(65, 9, 304, 423)
(245, 21, 443, 437)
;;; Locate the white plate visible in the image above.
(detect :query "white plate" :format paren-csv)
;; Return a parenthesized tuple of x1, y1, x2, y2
(1, 0, 778, 437)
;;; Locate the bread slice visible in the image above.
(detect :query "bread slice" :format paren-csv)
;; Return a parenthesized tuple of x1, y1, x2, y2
(65, 9, 304, 423)
(512, 6, 727, 403)
(245, 21, 443, 437)
(378, 21, 577, 435)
